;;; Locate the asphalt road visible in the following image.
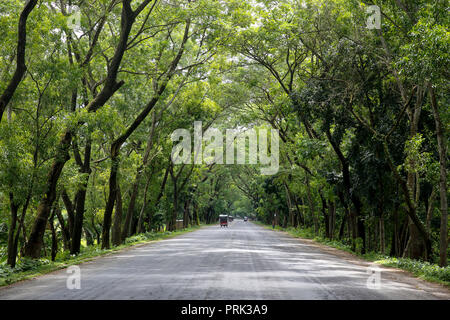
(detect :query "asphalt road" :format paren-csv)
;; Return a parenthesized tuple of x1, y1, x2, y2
(0, 220, 448, 300)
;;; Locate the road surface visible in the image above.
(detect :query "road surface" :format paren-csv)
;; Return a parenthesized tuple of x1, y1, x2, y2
(0, 220, 448, 300)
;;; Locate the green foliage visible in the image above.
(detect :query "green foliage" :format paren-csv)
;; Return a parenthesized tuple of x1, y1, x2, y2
(0, 0, 448, 290)
(0, 258, 51, 285)
(124, 231, 173, 244)
(375, 257, 450, 285)
(402, 133, 436, 179)
(354, 238, 364, 255)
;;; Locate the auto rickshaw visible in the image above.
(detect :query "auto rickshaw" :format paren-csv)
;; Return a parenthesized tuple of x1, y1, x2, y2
(219, 214, 228, 227)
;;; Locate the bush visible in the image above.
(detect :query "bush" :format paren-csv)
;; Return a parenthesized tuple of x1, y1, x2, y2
(354, 237, 364, 255)
(0, 258, 52, 285)
(55, 250, 72, 261)
(14, 258, 50, 272)
(124, 230, 175, 244)
(0, 263, 13, 278)
(286, 226, 316, 239)
(376, 257, 450, 284)
(0, 246, 7, 263)
(124, 234, 149, 244)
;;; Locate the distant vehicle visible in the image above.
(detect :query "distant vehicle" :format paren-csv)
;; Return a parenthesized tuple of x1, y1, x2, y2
(219, 214, 228, 227)
(244, 216, 248, 222)
(228, 216, 234, 222)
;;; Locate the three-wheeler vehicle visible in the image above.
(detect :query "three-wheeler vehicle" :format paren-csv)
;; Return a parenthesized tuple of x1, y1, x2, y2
(219, 214, 228, 227)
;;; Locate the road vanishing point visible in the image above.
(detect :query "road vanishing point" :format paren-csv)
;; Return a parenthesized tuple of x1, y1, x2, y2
(0, 220, 448, 300)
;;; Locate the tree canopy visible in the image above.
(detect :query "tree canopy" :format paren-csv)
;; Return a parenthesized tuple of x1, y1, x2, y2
(0, 0, 448, 269)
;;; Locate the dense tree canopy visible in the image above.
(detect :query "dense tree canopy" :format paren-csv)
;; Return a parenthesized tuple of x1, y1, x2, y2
(0, 0, 448, 270)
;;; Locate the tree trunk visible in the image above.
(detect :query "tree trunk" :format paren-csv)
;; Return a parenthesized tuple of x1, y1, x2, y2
(13, 202, 28, 265)
(292, 195, 304, 226)
(49, 212, 58, 262)
(124, 112, 157, 239)
(328, 200, 336, 240)
(7, 194, 19, 267)
(337, 190, 351, 241)
(428, 84, 448, 267)
(0, 0, 38, 122)
(399, 214, 410, 255)
(104, 19, 190, 237)
(71, 132, 92, 254)
(112, 184, 123, 246)
(71, 186, 88, 254)
(183, 200, 190, 228)
(338, 213, 346, 240)
(403, 87, 428, 259)
(305, 176, 318, 234)
(379, 212, 385, 255)
(320, 193, 329, 238)
(24, 130, 72, 258)
(137, 167, 157, 233)
(122, 180, 139, 241)
(284, 183, 294, 227)
(102, 153, 119, 249)
(61, 188, 75, 241)
(382, 140, 432, 260)
(426, 188, 436, 232)
(193, 202, 200, 226)
(349, 209, 358, 251)
(390, 204, 400, 257)
(85, 227, 94, 246)
(325, 129, 365, 252)
(170, 178, 178, 231)
(91, 216, 101, 245)
(24, 0, 146, 258)
(55, 206, 70, 251)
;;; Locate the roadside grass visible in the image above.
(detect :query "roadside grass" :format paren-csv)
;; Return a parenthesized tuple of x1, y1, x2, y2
(0, 224, 205, 287)
(254, 221, 450, 287)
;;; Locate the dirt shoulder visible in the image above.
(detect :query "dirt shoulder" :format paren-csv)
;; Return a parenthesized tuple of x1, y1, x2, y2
(271, 227, 450, 299)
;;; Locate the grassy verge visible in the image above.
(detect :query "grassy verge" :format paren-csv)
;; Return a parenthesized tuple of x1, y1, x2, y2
(0, 224, 205, 287)
(254, 221, 450, 287)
